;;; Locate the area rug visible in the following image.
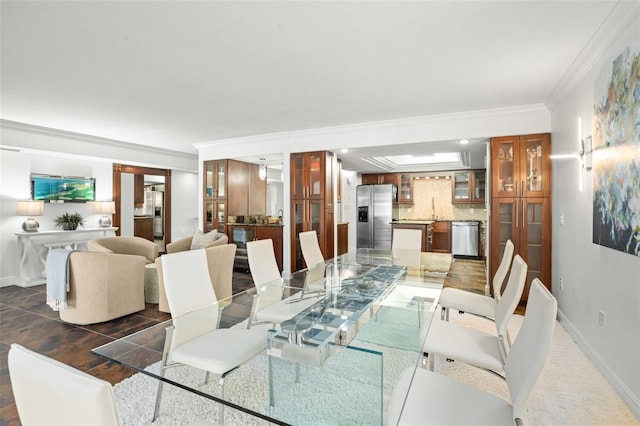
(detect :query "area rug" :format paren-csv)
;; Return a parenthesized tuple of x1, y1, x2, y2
(113, 312, 639, 425)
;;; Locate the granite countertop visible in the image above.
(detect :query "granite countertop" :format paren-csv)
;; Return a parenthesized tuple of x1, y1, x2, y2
(391, 219, 437, 224)
(226, 222, 283, 227)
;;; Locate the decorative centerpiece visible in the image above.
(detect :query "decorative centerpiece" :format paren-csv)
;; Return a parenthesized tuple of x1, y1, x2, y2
(55, 212, 85, 231)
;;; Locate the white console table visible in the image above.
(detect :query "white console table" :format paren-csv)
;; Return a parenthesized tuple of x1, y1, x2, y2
(14, 227, 118, 287)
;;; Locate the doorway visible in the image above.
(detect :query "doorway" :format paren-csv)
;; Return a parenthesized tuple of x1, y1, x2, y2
(112, 164, 172, 247)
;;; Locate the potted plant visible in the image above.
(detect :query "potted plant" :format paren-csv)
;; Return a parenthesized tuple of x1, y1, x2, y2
(55, 212, 85, 230)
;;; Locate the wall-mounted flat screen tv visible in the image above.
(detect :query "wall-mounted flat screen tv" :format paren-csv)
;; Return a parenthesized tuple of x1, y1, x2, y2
(31, 174, 96, 202)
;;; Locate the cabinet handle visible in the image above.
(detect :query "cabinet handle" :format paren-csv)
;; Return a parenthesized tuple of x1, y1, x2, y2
(522, 180, 525, 196)
(514, 200, 518, 228)
(522, 199, 525, 227)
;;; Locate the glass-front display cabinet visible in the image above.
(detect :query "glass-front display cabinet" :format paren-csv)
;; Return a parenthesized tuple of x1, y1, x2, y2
(491, 134, 550, 198)
(203, 160, 227, 233)
(490, 133, 551, 303)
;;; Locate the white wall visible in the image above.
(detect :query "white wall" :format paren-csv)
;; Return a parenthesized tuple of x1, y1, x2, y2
(0, 124, 198, 287)
(550, 23, 640, 415)
(171, 170, 200, 240)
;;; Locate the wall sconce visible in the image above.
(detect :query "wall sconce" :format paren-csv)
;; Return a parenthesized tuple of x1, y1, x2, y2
(259, 158, 267, 181)
(16, 200, 44, 232)
(94, 201, 116, 227)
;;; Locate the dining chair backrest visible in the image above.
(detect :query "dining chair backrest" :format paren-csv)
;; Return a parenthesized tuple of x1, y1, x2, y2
(506, 278, 557, 423)
(205, 243, 237, 302)
(8, 343, 119, 426)
(493, 239, 514, 302)
(392, 229, 422, 251)
(247, 239, 281, 286)
(299, 230, 325, 269)
(161, 249, 219, 350)
(494, 254, 527, 357)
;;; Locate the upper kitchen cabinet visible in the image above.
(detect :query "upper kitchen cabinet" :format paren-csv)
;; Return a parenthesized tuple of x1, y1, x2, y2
(491, 134, 550, 198)
(451, 169, 486, 204)
(204, 160, 227, 199)
(291, 151, 334, 272)
(398, 174, 413, 203)
(227, 160, 267, 216)
(361, 173, 413, 203)
(248, 162, 267, 215)
(203, 160, 227, 233)
(134, 174, 145, 206)
(292, 151, 327, 200)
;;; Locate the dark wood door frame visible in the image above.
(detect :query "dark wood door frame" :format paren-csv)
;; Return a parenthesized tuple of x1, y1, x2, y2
(112, 164, 172, 244)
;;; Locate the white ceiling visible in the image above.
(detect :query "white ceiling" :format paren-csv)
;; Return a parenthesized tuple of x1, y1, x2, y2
(0, 1, 621, 171)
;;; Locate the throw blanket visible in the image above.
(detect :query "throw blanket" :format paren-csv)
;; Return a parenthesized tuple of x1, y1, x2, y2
(46, 249, 75, 311)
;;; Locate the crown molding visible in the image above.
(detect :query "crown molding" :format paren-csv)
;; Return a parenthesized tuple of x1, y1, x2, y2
(195, 103, 549, 150)
(0, 119, 197, 161)
(545, 2, 640, 112)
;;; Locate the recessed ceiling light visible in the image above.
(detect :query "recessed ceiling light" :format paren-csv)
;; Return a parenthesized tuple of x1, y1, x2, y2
(459, 139, 470, 145)
(340, 148, 349, 153)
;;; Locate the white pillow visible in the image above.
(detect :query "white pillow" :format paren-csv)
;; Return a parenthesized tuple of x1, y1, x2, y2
(190, 231, 222, 250)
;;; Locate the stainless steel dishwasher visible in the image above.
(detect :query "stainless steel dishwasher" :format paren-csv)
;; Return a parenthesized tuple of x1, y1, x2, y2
(451, 221, 479, 257)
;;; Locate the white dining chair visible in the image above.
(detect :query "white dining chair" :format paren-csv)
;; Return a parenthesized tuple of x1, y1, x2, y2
(8, 343, 120, 426)
(246, 239, 318, 329)
(299, 230, 325, 270)
(155, 249, 266, 424)
(421, 254, 528, 376)
(392, 228, 422, 251)
(389, 278, 557, 426)
(439, 239, 514, 321)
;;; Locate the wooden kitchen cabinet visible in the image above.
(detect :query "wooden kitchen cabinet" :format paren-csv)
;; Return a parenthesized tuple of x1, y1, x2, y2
(362, 173, 398, 186)
(490, 133, 551, 303)
(134, 217, 154, 241)
(491, 134, 550, 198)
(337, 223, 348, 255)
(291, 151, 334, 271)
(398, 174, 413, 203)
(431, 221, 451, 253)
(361, 173, 413, 203)
(227, 160, 266, 217)
(134, 174, 145, 206)
(452, 169, 486, 204)
(203, 160, 227, 233)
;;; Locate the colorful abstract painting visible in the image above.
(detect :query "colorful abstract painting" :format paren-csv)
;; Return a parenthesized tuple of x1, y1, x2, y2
(592, 40, 640, 256)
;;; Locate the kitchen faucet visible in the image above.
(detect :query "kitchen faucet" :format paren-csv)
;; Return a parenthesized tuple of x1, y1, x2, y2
(431, 196, 435, 220)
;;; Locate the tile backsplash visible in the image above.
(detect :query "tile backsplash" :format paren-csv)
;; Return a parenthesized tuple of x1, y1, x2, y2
(396, 178, 487, 223)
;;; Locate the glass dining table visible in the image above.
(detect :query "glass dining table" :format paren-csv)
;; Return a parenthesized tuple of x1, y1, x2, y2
(92, 248, 452, 425)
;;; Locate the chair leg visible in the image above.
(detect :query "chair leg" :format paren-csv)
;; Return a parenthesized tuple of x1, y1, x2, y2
(218, 375, 226, 425)
(153, 325, 174, 422)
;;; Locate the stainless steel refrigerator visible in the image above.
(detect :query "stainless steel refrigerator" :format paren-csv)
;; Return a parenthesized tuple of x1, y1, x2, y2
(356, 184, 395, 249)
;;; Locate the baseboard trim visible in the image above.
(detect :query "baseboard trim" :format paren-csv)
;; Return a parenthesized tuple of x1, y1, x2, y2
(557, 309, 640, 420)
(0, 276, 16, 288)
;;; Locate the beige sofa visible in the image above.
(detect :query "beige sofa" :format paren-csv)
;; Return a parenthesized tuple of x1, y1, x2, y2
(88, 236, 159, 264)
(59, 251, 146, 325)
(156, 244, 236, 313)
(165, 233, 229, 253)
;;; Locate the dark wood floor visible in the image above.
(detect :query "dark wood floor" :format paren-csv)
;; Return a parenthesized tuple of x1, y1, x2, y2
(0, 259, 485, 425)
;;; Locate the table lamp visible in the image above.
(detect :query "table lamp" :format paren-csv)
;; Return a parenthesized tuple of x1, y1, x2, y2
(16, 200, 44, 232)
(95, 201, 116, 227)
